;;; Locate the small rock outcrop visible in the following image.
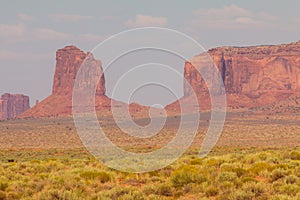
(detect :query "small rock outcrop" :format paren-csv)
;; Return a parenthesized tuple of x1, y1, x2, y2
(0, 93, 30, 119)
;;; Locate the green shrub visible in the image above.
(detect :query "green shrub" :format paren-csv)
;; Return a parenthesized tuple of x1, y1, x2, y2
(241, 177, 257, 183)
(233, 168, 247, 177)
(80, 170, 111, 183)
(242, 182, 267, 198)
(0, 182, 8, 191)
(171, 166, 206, 188)
(284, 175, 298, 184)
(290, 151, 300, 160)
(219, 181, 235, 193)
(205, 186, 218, 197)
(271, 194, 293, 200)
(271, 169, 287, 182)
(205, 158, 224, 167)
(217, 171, 238, 183)
(249, 162, 272, 174)
(190, 158, 203, 165)
(234, 190, 255, 200)
(279, 184, 300, 196)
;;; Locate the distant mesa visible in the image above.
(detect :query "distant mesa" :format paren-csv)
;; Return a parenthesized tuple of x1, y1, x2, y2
(167, 41, 300, 112)
(0, 93, 30, 120)
(21, 41, 300, 118)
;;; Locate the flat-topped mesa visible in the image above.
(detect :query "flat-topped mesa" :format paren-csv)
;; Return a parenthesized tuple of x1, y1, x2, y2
(0, 93, 30, 120)
(52, 45, 106, 96)
(184, 41, 300, 106)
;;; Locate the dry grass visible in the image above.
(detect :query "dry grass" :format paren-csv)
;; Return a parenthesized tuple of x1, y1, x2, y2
(0, 111, 299, 199)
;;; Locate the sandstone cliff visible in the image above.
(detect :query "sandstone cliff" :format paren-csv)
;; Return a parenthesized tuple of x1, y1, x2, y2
(167, 41, 300, 111)
(20, 46, 109, 118)
(0, 93, 30, 119)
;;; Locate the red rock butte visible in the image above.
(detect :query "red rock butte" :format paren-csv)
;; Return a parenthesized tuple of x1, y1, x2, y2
(21, 46, 111, 118)
(0, 93, 30, 120)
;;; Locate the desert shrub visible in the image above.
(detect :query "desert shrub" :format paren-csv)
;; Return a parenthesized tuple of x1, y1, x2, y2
(142, 183, 173, 197)
(190, 158, 202, 165)
(6, 192, 20, 200)
(273, 164, 289, 170)
(105, 187, 131, 200)
(217, 171, 238, 183)
(148, 176, 164, 183)
(182, 183, 196, 194)
(220, 163, 233, 171)
(204, 158, 224, 167)
(142, 185, 156, 196)
(219, 181, 235, 191)
(257, 152, 268, 161)
(38, 189, 62, 200)
(205, 186, 218, 197)
(249, 162, 272, 174)
(155, 183, 173, 197)
(241, 177, 257, 183)
(271, 194, 294, 200)
(171, 166, 206, 188)
(0, 191, 6, 200)
(118, 190, 145, 200)
(234, 190, 255, 200)
(284, 175, 298, 184)
(0, 181, 8, 191)
(279, 184, 300, 196)
(80, 170, 111, 183)
(289, 151, 300, 160)
(242, 182, 268, 199)
(271, 169, 287, 182)
(233, 168, 248, 177)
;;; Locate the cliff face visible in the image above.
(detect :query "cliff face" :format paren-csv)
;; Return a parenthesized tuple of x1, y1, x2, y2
(183, 41, 300, 108)
(0, 93, 30, 119)
(52, 46, 106, 96)
(20, 46, 109, 118)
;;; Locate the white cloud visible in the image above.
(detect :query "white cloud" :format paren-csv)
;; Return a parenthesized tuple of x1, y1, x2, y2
(17, 13, 34, 21)
(32, 28, 71, 40)
(191, 5, 277, 29)
(0, 23, 25, 38)
(125, 14, 168, 27)
(193, 5, 252, 18)
(49, 14, 93, 22)
(235, 17, 256, 24)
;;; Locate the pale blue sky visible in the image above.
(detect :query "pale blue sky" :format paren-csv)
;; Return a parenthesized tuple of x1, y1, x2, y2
(0, 0, 299, 106)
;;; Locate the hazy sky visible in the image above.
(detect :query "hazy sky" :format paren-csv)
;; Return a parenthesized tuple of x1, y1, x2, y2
(0, 0, 299, 106)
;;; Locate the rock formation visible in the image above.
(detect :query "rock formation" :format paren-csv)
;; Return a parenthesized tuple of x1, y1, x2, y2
(52, 46, 106, 96)
(20, 46, 109, 118)
(168, 41, 300, 111)
(0, 93, 30, 119)
(21, 41, 300, 117)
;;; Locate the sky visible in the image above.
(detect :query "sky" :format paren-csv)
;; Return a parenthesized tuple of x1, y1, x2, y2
(0, 0, 299, 106)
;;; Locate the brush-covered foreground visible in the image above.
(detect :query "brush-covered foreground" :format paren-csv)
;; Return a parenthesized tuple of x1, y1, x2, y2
(0, 147, 299, 200)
